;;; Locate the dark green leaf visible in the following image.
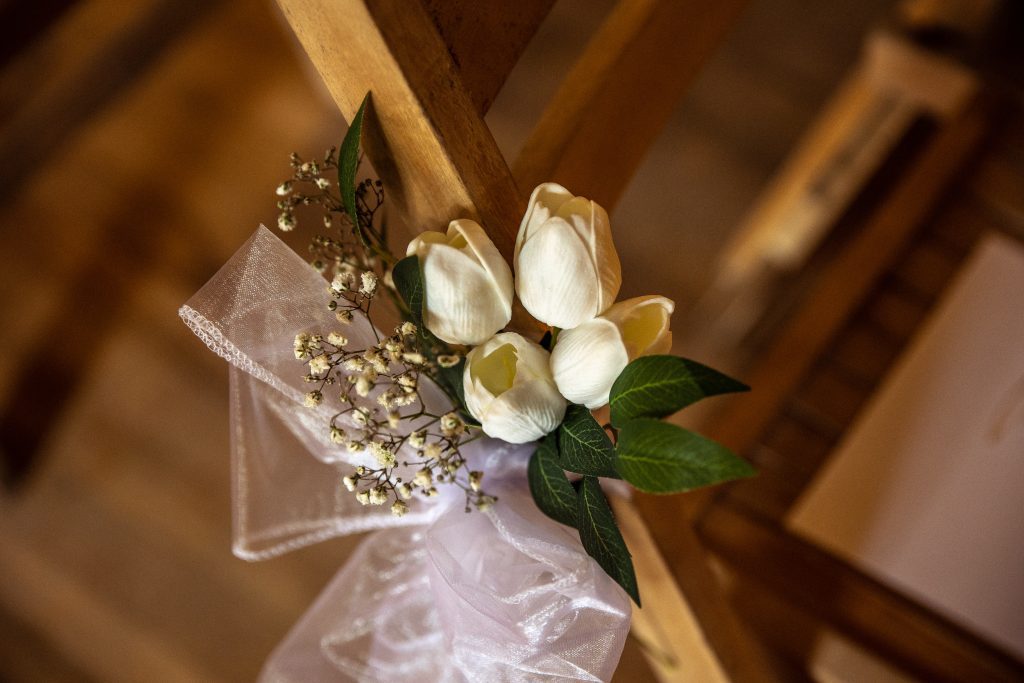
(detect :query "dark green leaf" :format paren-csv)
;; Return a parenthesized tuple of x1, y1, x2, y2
(438, 358, 473, 421)
(577, 476, 639, 605)
(390, 255, 474, 420)
(615, 418, 755, 494)
(338, 93, 369, 227)
(392, 255, 423, 322)
(527, 435, 577, 528)
(558, 404, 619, 478)
(609, 355, 748, 427)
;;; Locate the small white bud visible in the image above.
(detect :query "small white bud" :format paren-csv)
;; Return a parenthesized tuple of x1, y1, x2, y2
(423, 443, 442, 459)
(359, 272, 378, 296)
(400, 321, 417, 336)
(391, 500, 408, 517)
(278, 213, 296, 232)
(327, 332, 348, 347)
(469, 471, 483, 492)
(342, 475, 357, 491)
(369, 486, 388, 505)
(355, 490, 370, 505)
(414, 469, 432, 487)
(330, 426, 346, 444)
(370, 442, 396, 468)
(408, 430, 426, 448)
(308, 354, 331, 375)
(397, 483, 413, 499)
(276, 182, 292, 196)
(440, 412, 463, 437)
(437, 354, 460, 368)
(336, 309, 354, 324)
(304, 391, 323, 408)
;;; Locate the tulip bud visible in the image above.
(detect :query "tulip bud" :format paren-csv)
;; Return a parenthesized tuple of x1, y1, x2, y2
(407, 219, 513, 345)
(463, 332, 567, 443)
(550, 296, 674, 409)
(514, 183, 622, 329)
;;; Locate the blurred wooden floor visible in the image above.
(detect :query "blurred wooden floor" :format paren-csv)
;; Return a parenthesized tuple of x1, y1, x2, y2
(0, 0, 932, 680)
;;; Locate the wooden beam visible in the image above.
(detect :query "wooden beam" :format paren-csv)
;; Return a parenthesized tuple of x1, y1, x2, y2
(513, 0, 748, 209)
(420, 0, 555, 115)
(274, 0, 524, 258)
(699, 503, 1024, 682)
(614, 495, 781, 682)
(702, 96, 992, 460)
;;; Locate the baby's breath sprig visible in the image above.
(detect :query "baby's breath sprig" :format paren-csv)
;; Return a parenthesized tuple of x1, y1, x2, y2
(296, 318, 494, 516)
(282, 142, 495, 515)
(276, 149, 390, 281)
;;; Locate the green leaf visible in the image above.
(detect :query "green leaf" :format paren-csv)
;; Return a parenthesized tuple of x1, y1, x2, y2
(577, 476, 639, 605)
(615, 418, 755, 494)
(390, 254, 473, 420)
(338, 93, 369, 228)
(609, 355, 748, 427)
(558, 404, 619, 479)
(392, 255, 423, 322)
(527, 435, 577, 528)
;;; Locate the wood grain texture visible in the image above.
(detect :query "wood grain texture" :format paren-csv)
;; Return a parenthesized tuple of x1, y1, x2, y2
(612, 494, 779, 683)
(699, 503, 1024, 682)
(420, 0, 555, 115)
(513, 0, 748, 209)
(274, 0, 524, 258)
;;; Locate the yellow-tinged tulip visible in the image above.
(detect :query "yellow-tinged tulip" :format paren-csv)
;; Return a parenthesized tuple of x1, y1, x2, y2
(550, 296, 674, 409)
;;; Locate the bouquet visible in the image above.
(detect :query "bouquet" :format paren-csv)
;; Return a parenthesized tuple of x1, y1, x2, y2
(181, 94, 754, 681)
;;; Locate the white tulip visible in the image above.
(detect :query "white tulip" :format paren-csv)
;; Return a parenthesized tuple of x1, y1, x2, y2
(514, 183, 622, 329)
(550, 296, 674, 409)
(406, 219, 513, 345)
(463, 332, 567, 444)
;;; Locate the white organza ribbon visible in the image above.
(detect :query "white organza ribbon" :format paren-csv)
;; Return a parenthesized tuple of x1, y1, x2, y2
(180, 227, 631, 682)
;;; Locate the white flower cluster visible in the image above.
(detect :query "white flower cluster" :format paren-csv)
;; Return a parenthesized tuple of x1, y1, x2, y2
(296, 302, 493, 515)
(408, 183, 674, 443)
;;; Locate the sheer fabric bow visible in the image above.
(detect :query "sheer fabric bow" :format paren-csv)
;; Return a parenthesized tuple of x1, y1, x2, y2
(180, 227, 630, 682)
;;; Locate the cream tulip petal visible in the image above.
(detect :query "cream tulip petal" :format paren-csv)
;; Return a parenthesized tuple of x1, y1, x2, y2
(604, 295, 674, 357)
(463, 332, 564, 440)
(481, 379, 567, 443)
(516, 216, 602, 329)
(406, 229, 449, 256)
(515, 182, 574, 260)
(448, 219, 514, 313)
(550, 318, 629, 409)
(422, 246, 510, 345)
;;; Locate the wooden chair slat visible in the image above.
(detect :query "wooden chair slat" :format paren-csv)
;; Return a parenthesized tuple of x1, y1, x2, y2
(513, 0, 748, 209)
(274, 0, 522, 257)
(700, 502, 1024, 682)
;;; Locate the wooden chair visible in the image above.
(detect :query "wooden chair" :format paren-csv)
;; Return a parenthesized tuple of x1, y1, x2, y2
(271, 1, 777, 680)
